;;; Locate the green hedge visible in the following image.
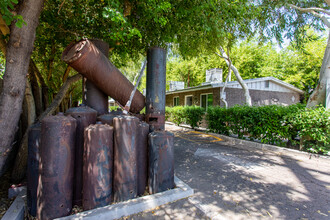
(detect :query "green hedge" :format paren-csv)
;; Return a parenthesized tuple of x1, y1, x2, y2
(166, 106, 205, 129)
(166, 104, 330, 155)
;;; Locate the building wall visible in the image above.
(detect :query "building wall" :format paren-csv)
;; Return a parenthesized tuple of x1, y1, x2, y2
(166, 87, 301, 107)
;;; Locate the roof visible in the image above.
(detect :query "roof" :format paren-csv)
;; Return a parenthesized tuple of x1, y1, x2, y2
(166, 77, 304, 95)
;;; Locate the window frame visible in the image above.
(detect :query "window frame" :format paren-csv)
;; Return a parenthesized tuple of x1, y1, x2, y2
(173, 96, 180, 106)
(184, 95, 193, 106)
(200, 93, 213, 109)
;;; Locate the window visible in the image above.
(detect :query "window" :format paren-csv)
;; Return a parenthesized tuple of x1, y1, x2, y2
(185, 95, 193, 106)
(173, 97, 180, 106)
(201, 93, 213, 109)
(265, 81, 270, 88)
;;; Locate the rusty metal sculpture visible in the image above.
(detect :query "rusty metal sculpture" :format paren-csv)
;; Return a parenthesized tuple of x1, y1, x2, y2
(148, 131, 174, 194)
(113, 115, 139, 202)
(27, 123, 41, 217)
(37, 113, 76, 220)
(145, 47, 167, 131)
(62, 39, 145, 113)
(137, 122, 149, 196)
(83, 39, 109, 115)
(83, 123, 113, 210)
(65, 105, 97, 206)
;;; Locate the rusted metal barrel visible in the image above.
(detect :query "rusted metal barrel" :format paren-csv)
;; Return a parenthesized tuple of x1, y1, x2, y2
(137, 122, 149, 196)
(113, 116, 139, 202)
(65, 105, 97, 206)
(62, 39, 145, 113)
(27, 123, 41, 217)
(146, 47, 166, 131)
(83, 123, 113, 211)
(37, 113, 76, 220)
(148, 131, 174, 194)
(83, 39, 109, 115)
(97, 109, 123, 126)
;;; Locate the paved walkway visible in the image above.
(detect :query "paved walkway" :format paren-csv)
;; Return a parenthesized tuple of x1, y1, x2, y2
(124, 124, 330, 220)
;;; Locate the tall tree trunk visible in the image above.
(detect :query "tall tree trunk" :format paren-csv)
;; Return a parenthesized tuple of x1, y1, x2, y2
(217, 47, 252, 106)
(0, 0, 44, 177)
(31, 60, 49, 110)
(29, 62, 43, 116)
(307, 30, 330, 107)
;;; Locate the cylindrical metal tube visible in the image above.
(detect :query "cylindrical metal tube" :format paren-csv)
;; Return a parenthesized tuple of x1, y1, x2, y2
(146, 47, 167, 131)
(62, 39, 145, 113)
(113, 116, 139, 202)
(148, 131, 174, 194)
(83, 39, 109, 115)
(97, 109, 123, 126)
(27, 123, 41, 217)
(65, 105, 97, 206)
(137, 122, 149, 196)
(83, 124, 113, 211)
(37, 113, 76, 220)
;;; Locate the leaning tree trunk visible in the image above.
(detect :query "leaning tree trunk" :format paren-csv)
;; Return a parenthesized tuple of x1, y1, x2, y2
(0, 0, 44, 177)
(307, 30, 330, 107)
(217, 47, 252, 106)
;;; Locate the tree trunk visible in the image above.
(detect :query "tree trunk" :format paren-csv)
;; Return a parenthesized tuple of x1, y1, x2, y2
(217, 47, 252, 106)
(307, 30, 330, 107)
(29, 62, 43, 116)
(0, 0, 44, 177)
(31, 60, 49, 110)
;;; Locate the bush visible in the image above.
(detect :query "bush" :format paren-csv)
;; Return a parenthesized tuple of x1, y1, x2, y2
(285, 106, 330, 154)
(184, 106, 205, 129)
(166, 106, 186, 126)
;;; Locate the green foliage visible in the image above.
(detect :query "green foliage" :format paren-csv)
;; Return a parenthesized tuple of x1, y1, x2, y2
(206, 104, 330, 155)
(0, 0, 26, 27)
(166, 106, 185, 126)
(167, 32, 325, 102)
(184, 106, 205, 129)
(166, 106, 205, 128)
(285, 106, 330, 154)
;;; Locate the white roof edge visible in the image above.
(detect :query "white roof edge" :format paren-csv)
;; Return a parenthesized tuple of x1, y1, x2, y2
(166, 77, 304, 95)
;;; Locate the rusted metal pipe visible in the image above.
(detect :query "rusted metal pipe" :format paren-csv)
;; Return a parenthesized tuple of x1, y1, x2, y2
(65, 105, 97, 206)
(137, 122, 149, 196)
(83, 39, 109, 115)
(37, 113, 76, 220)
(83, 123, 113, 210)
(62, 39, 145, 113)
(27, 123, 41, 217)
(113, 115, 139, 202)
(148, 131, 174, 194)
(97, 109, 123, 126)
(146, 47, 167, 131)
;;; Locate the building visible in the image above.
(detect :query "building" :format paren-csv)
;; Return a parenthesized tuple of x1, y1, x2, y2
(166, 69, 304, 108)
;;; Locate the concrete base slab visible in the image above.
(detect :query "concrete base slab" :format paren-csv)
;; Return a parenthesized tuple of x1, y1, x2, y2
(56, 176, 193, 220)
(2, 189, 26, 220)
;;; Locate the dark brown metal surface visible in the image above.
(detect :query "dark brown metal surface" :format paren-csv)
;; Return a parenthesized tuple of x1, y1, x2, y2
(148, 131, 174, 194)
(62, 39, 145, 113)
(137, 122, 149, 196)
(83, 124, 113, 211)
(146, 47, 167, 131)
(27, 123, 41, 217)
(65, 105, 97, 206)
(83, 39, 109, 115)
(37, 113, 77, 220)
(113, 115, 139, 202)
(97, 109, 123, 126)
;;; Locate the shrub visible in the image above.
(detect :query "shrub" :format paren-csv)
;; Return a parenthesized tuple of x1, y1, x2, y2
(285, 106, 330, 154)
(184, 106, 205, 129)
(167, 106, 185, 126)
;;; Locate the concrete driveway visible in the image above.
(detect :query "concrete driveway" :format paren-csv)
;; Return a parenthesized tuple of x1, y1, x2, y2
(125, 124, 330, 220)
